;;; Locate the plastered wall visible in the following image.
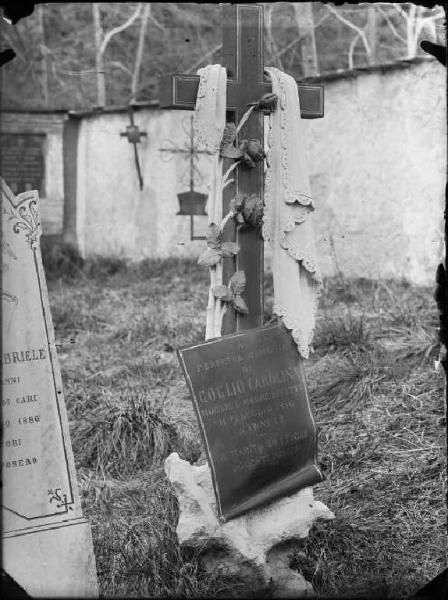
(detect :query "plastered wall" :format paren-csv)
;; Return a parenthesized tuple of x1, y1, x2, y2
(300, 58, 446, 285)
(75, 111, 210, 261)
(3, 58, 444, 285)
(74, 58, 445, 285)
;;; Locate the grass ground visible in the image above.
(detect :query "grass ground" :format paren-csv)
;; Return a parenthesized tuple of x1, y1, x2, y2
(44, 248, 447, 598)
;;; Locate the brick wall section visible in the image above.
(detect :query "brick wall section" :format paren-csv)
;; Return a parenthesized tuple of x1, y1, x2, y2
(0, 112, 67, 235)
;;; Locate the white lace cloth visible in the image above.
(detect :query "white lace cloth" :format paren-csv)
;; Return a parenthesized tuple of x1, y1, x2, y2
(264, 67, 322, 358)
(193, 65, 227, 340)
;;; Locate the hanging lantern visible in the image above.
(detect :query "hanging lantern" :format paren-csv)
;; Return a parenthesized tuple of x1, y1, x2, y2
(177, 190, 208, 216)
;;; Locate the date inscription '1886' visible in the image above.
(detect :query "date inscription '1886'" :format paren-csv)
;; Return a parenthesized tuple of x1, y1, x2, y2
(178, 323, 323, 522)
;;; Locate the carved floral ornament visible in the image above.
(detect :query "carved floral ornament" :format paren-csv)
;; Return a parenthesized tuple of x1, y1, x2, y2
(1, 185, 41, 251)
(13, 200, 40, 250)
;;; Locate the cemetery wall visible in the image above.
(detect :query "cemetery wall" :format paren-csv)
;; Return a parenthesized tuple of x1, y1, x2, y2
(69, 108, 210, 261)
(300, 57, 446, 286)
(1, 57, 445, 285)
(0, 111, 67, 236)
(71, 57, 445, 285)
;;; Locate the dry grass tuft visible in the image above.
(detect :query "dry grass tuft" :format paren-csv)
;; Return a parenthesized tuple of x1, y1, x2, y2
(46, 258, 446, 598)
(71, 391, 178, 476)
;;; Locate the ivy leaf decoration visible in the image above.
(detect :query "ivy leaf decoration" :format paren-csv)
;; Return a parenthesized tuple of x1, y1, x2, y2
(230, 194, 263, 228)
(212, 285, 234, 302)
(229, 270, 246, 294)
(198, 247, 222, 267)
(207, 223, 223, 249)
(220, 123, 244, 159)
(245, 139, 266, 162)
(230, 196, 246, 225)
(198, 223, 239, 268)
(220, 241, 239, 257)
(232, 294, 249, 314)
(221, 123, 237, 146)
(221, 144, 244, 160)
(212, 270, 248, 315)
(242, 194, 264, 228)
(230, 195, 244, 214)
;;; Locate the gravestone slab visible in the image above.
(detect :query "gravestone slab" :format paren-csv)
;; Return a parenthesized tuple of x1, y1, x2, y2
(0, 134, 45, 195)
(1, 178, 98, 597)
(177, 323, 323, 522)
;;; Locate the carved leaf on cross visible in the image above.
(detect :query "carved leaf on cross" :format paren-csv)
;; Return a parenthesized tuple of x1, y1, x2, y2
(230, 194, 264, 229)
(219, 123, 266, 168)
(212, 270, 248, 315)
(197, 223, 239, 268)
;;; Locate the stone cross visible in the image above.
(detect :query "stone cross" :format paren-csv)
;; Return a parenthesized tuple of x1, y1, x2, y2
(159, 3, 324, 335)
(120, 107, 147, 190)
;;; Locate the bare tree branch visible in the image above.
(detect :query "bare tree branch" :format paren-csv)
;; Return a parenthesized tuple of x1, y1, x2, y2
(99, 3, 142, 57)
(36, 4, 49, 106)
(292, 2, 319, 76)
(265, 3, 285, 70)
(377, 6, 407, 44)
(131, 3, 150, 97)
(325, 4, 371, 61)
(186, 43, 222, 74)
(107, 60, 133, 77)
(349, 33, 361, 69)
(277, 12, 329, 60)
(92, 3, 105, 106)
(147, 7, 167, 33)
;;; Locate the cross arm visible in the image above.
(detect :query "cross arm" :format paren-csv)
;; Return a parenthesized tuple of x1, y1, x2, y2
(159, 73, 324, 119)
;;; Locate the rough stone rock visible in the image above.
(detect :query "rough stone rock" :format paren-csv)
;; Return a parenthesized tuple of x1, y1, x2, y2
(165, 452, 334, 596)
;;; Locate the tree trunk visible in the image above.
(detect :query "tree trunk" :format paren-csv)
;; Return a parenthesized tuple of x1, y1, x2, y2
(92, 3, 106, 107)
(406, 4, 418, 58)
(293, 2, 319, 77)
(265, 4, 284, 70)
(131, 3, 150, 100)
(366, 5, 376, 65)
(36, 5, 49, 107)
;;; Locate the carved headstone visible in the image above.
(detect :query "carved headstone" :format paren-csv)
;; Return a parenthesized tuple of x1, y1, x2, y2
(1, 178, 98, 597)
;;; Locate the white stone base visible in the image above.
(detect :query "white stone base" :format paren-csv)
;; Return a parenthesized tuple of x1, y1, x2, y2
(165, 453, 334, 596)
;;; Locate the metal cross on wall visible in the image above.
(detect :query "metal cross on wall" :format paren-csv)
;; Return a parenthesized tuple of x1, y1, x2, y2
(120, 106, 147, 190)
(159, 115, 210, 240)
(159, 3, 324, 335)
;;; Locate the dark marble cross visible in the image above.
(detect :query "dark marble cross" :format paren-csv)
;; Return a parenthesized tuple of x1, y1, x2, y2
(120, 107, 147, 190)
(159, 3, 324, 335)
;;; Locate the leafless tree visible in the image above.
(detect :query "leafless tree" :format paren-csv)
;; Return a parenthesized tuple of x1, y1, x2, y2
(92, 2, 141, 107)
(325, 4, 374, 68)
(292, 3, 319, 77)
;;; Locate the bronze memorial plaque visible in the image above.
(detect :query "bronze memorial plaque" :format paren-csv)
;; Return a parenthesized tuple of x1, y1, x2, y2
(177, 323, 323, 522)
